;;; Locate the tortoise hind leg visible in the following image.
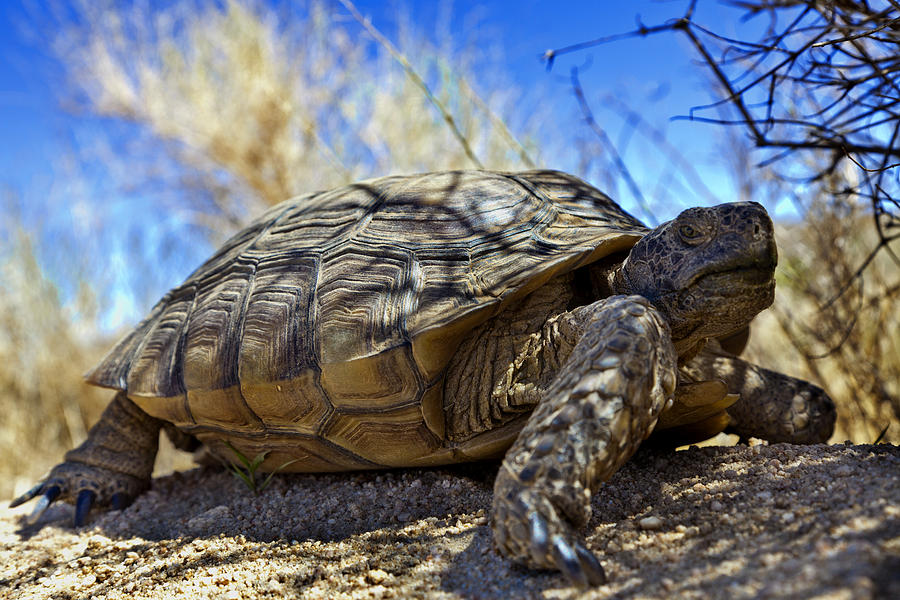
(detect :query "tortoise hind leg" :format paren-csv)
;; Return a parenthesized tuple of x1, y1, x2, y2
(10, 392, 162, 525)
(491, 295, 677, 587)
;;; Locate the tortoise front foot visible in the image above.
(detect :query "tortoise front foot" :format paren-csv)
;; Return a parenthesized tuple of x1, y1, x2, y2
(685, 342, 836, 443)
(491, 296, 677, 587)
(10, 392, 162, 526)
(492, 466, 605, 586)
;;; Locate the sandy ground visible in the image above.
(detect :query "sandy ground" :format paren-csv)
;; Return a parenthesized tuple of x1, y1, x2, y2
(1, 441, 898, 599)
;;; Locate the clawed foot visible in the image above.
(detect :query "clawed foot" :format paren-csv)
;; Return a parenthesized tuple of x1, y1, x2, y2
(9, 462, 144, 526)
(491, 467, 606, 587)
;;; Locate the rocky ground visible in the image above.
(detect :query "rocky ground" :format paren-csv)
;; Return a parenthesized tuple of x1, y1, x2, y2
(1, 442, 898, 599)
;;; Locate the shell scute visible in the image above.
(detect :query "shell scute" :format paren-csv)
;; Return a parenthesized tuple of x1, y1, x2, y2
(125, 289, 194, 398)
(183, 258, 256, 392)
(320, 345, 423, 411)
(238, 252, 320, 383)
(316, 242, 419, 364)
(240, 371, 331, 434)
(186, 386, 264, 431)
(131, 393, 193, 429)
(323, 402, 441, 467)
(196, 433, 378, 473)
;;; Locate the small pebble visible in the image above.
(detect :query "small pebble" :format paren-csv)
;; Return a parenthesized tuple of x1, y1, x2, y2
(639, 516, 663, 530)
(834, 465, 853, 477)
(367, 569, 389, 584)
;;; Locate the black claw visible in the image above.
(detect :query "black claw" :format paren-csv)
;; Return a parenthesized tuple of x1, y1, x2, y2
(529, 513, 549, 559)
(74, 490, 96, 527)
(574, 543, 606, 586)
(44, 485, 61, 503)
(552, 536, 590, 588)
(110, 492, 133, 511)
(26, 485, 61, 525)
(9, 482, 46, 508)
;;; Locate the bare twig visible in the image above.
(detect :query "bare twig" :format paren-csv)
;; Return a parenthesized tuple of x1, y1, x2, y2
(570, 67, 656, 224)
(456, 76, 537, 169)
(600, 94, 721, 205)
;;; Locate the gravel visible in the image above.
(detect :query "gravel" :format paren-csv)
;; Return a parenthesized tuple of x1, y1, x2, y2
(2, 442, 898, 599)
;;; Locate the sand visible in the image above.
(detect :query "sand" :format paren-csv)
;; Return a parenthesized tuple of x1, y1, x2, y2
(1, 442, 898, 599)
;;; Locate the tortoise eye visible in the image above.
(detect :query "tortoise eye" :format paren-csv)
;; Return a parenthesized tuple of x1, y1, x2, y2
(679, 223, 705, 244)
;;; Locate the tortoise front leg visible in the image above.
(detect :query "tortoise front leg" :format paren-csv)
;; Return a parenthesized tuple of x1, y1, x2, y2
(491, 295, 677, 587)
(684, 342, 836, 443)
(10, 392, 162, 525)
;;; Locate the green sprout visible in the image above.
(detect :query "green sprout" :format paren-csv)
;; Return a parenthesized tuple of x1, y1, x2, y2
(223, 440, 298, 495)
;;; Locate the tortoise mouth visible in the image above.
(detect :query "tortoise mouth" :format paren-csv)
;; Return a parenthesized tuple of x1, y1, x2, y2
(693, 266, 775, 292)
(656, 264, 775, 301)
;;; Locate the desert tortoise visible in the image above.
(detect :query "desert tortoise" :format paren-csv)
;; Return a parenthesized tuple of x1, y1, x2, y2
(13, 170, 835, 586)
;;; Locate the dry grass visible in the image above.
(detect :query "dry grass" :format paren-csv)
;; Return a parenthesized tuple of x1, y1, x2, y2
(0, 231, 111, 499)
(50, 0, 540, 235)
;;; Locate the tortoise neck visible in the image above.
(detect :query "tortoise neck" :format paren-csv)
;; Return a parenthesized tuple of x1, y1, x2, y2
(607, 264, 630, 296)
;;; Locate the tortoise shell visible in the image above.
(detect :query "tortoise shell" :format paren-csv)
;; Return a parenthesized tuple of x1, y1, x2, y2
(86, 170, 648, 470)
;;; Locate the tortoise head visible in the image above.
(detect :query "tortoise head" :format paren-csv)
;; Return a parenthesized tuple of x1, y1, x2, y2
(610, 201, 777, 356)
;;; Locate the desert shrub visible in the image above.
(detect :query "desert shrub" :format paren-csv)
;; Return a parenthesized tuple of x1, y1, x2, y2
(48, 0, 539, 234)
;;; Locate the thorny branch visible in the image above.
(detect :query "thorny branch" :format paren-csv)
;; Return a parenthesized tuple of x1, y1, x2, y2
(547, 2, 900, 438)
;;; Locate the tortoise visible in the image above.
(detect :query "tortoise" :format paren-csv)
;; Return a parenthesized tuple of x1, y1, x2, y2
(12, 170, 835, 586)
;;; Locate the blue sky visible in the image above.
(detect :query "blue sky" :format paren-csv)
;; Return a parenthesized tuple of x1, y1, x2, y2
(0, 0, 775, 326)
(0, 0, 757, 212)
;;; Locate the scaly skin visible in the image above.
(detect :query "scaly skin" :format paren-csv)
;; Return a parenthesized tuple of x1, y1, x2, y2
(491, 296, 677, 586)
(685, 341, 836, 443)
(10, 392, 162, 525)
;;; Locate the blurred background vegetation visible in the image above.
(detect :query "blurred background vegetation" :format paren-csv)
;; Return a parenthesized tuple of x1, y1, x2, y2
(1, 0, 897, 501)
